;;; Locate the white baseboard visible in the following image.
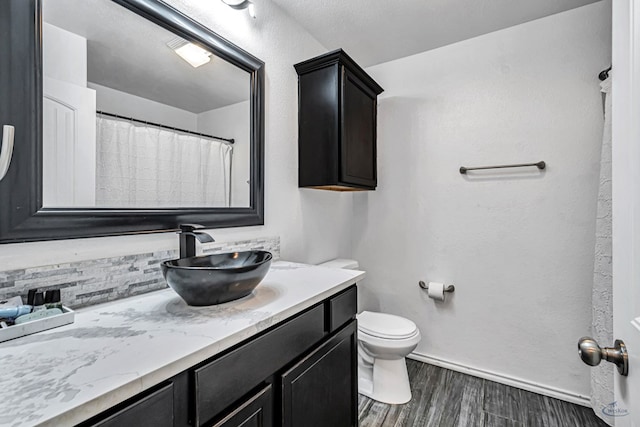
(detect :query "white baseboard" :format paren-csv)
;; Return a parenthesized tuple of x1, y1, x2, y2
(408, 352, 591, 408)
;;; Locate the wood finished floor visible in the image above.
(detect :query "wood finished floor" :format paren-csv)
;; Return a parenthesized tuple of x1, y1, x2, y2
(358, 360, 608, 427)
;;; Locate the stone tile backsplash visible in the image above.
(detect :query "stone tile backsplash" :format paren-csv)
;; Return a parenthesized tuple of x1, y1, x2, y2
(0, 237, 280, 309)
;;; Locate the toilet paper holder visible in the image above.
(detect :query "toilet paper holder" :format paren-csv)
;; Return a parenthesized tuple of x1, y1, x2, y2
(418, 280, 455, 293)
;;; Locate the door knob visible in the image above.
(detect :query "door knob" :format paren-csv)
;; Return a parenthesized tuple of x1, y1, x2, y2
(578, 337, 628, 376)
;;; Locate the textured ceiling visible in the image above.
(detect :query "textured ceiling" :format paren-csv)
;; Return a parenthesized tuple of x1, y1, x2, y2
(271, 0, 602, 67)
(43, 0, 249, 113)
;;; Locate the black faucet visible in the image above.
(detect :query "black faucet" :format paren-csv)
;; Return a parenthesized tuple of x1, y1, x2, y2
(178, 224, 215, 258)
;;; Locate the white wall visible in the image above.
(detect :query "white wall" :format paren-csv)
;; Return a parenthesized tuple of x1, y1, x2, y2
(42, 23, 87, 87)
(198, 101, 250, 207)
(353, 2, 610, 402)
(89, 82, 198, 131)
(0, 0, 353, 270)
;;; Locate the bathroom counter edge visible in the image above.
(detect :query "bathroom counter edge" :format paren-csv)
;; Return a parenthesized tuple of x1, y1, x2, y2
(0, 261, 364, 427)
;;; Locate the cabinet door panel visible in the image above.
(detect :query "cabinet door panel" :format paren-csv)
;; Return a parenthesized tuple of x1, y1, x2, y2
(281, 321, 357, 427)
(298, 65, 340, 187)
(210, 385, 272, 427)
(87, 383, 174, 427)
(341, 69, 377, 188)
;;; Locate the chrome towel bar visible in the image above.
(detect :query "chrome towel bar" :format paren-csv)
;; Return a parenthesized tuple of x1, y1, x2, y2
(459, 161, 545, 174)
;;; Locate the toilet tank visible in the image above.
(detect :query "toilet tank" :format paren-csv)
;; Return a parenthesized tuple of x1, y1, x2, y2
(318, 259, 359, 270)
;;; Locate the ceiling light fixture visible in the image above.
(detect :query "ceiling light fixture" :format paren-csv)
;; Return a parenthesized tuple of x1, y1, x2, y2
(221, 0, 256, 19)
(166, 38, 212, 68)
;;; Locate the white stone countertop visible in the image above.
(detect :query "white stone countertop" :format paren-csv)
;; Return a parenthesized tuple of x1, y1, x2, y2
(0, 261, 364, 427)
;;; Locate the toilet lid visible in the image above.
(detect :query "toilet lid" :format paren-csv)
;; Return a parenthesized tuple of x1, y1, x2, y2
(357, 311, 418, 339)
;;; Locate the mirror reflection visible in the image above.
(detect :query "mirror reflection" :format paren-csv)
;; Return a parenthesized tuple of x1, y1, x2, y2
(42, 0, 251, 209)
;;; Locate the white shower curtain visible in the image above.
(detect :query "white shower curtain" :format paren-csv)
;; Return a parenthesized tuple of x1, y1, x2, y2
(96, 117, 232, 208)
(591, 76, 613, 425)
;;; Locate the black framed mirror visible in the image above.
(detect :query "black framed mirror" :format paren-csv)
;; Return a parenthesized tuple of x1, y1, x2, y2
(0, 0, 264, 243)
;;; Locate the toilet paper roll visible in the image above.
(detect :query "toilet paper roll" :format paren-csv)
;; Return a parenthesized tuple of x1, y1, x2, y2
(427, 282, 446, 301)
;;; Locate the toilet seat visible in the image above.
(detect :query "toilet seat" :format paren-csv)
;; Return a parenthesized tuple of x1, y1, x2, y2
(357, 311, 418, 340)
(358, 327, 421, 352)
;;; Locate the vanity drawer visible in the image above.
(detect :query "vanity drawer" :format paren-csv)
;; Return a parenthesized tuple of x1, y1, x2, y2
(209, 384, 272, 427)
(328, 286, 357, 332)
(85, 383, 173, 427)
(193, 304, 325, 426)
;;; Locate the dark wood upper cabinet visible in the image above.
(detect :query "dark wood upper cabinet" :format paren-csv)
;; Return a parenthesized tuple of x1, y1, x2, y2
(295, 49, 383, 191)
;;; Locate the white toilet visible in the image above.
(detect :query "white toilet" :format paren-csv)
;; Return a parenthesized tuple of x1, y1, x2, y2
(319, 259, 421, 405)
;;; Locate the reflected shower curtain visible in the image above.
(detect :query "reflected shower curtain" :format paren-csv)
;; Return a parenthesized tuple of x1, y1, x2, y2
(96, 117, 232, 208)
(591, 76, 613, 425)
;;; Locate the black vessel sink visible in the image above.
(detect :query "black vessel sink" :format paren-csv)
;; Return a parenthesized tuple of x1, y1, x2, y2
(161, 251, 272, 306)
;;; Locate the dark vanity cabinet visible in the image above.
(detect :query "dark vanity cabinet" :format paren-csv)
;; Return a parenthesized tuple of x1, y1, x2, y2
(295, 49, 383, 191)
(87, 383, 176, 427)
(211, 385, 273, 427)
(79, 286, 358, 427)
(281, 322, 357, 427)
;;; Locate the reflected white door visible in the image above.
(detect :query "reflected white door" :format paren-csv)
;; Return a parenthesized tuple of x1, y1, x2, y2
(611, 0, 640, 424)
(43, 77, 96, 207)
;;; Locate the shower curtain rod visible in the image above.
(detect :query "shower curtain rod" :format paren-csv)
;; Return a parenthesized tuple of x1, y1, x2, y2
(96, 110, 235, 144)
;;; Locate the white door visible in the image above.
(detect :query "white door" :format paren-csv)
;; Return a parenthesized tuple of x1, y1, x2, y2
(42, 77, 96, 207)
(611, 0, 640, 424)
